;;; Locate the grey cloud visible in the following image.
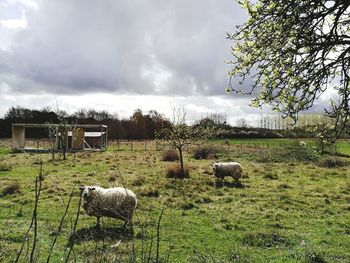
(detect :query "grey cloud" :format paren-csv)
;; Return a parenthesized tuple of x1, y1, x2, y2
(0, 0, 247, 96)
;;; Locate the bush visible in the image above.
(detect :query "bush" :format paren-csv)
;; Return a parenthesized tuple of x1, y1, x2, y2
(317, 157, 348, 168)
(241, 232, 292, 248)
(166, 164, 189, 179)
(3, 182, 21, 195)
(108, 176, 116, 182)
(283, 144, 320, 161)
(0, 160, 11, 171)
(140, 188, 160, 197)
(161, 149, 179, 162)
(181, 202, 196, 210)
(256, 144, 320, 163)
(192, 145, 219, 160)
(264, 171, 278, 180)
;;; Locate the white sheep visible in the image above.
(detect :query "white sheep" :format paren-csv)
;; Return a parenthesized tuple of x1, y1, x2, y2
(212, 162, 243, 182)
(79, 186, 137, 227)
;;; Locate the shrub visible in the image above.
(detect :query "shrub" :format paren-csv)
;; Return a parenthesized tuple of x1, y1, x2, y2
(140, 188, 160, 197)
(284, 144, 320, 161)
(192, 144, 219, 160)
(317, 157, 348, 168)
(256, 144, 320, 163)
(3, 182, 21, 195)
(304, 252, 327, 263)
(166, 164, 189, 179)
(264, 171, 278, 180)
(181, 202, 196, 210)
(161, 149, 179, 162)
(108, 176, 116, 182)
(241, 232, 292, 248)
(0, 160, 11, 171)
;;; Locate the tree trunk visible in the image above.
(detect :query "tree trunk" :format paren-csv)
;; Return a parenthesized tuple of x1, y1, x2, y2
(178, 147, 185, 178)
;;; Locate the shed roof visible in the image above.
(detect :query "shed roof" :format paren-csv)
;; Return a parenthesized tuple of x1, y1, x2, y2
(12, 123, 107, 129)
(67, 131, 106, 137)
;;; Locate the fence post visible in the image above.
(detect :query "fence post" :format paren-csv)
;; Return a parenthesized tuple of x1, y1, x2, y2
(131, 141, 133, 151)
(144, 141, 147, 151)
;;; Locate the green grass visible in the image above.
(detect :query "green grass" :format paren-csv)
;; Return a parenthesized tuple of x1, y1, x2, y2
(0, 140, 349, 262)
(336, 141, 350, 155)
(215, 138, 350, 155)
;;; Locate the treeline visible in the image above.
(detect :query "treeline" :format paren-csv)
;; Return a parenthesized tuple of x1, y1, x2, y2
(0, 106, 172, 140)
(1, 106, 347, 140)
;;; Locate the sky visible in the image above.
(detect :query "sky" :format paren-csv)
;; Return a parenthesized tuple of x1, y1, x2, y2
(0, 0, 332, 126)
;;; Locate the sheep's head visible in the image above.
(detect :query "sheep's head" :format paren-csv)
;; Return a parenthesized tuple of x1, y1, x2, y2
(79, 186, 96, 201)
(211, 163, 219, 174)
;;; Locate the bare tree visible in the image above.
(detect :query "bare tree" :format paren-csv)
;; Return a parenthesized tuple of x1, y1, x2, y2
(157, 108, 213, 178)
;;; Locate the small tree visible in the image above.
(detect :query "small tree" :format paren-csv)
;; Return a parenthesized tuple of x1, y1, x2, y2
(156, 109, 214, 178)
(47, 105, 76, 160)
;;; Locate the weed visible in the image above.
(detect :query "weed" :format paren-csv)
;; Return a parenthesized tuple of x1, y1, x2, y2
(256, 145, 320, 163)
(16, 206, 24, 217)
(192, 144, 219, 160)
(305, 252, 327, 263)
(3, 182, 21, 195)
(195, 196, 213, 204)
(181, 202, 195, 210)
(161, 149, 179, 161)
(264, 171, 278, 180)
(241, 232, 292, 247)
(108, 176, 116, 182)
(32, 158, 43, 165)
(0, 160, 11, 171)
(141, 187, 160, 197)
(131, 176, 145, 186)
(277, 183, 291, 189)
(166, 164, 189, 179)
(317, 157, 348, 168)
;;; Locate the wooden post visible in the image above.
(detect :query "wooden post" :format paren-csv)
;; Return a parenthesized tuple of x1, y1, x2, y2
(100, 125, 103, 149)
(105, 126, 108, 149)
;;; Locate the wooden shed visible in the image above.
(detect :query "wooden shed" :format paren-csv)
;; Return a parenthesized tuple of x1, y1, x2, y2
(12, 123, 108, 152)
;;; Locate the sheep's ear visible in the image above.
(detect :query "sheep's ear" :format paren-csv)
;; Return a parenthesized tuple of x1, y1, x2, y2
(90, 187, 96, 191)
(79, 186, 85, 192)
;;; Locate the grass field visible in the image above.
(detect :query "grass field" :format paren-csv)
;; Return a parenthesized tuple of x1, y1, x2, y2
(217, 138, 350, 155)
(0, 139, 349, 262)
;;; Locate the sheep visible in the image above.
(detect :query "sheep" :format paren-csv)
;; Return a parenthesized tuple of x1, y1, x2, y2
(79, 185, 137, 228)
(212, 162, 243, 182)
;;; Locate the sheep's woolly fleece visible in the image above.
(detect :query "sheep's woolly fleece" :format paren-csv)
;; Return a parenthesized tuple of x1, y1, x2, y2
(81, 186, 137, 223)
(212, 162, 243, 180)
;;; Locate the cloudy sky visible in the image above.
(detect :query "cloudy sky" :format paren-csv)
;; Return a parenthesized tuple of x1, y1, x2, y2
(0, 0, 331, 125)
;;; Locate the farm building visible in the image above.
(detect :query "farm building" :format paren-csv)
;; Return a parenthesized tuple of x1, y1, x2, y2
(12, 123, 107, 152)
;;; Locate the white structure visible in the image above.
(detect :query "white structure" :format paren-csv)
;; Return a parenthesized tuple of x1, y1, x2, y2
(12, 123, 108, 152)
